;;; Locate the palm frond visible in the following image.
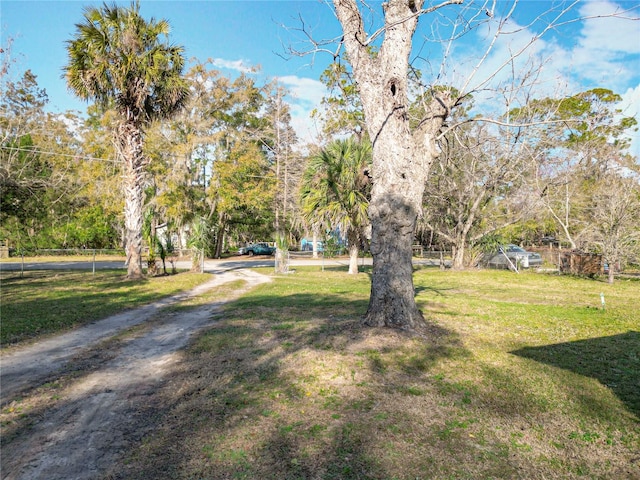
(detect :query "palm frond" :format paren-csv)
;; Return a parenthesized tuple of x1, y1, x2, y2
(299, 137, 372, 235)
(64, 1, 189, 126)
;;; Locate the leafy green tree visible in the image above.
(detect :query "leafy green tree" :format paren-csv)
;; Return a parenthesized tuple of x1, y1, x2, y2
(151, 63, 233, 254)
(311, 60, 366, 141)
(515, 89, 638, 249)
(300, 137, 372, 274)
(0, 70, 105, 250)
(73, 105, 123, 247)
(64, 1, 189, 278)
(212, 141, 276, 252)
(62, 205, 120, 249)
(1, 70, 51, 249)
(149, 62, 280, 257)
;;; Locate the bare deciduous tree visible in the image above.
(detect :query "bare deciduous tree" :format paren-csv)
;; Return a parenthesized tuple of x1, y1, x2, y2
(422, 121, 532, 269)
(521, 89, 638, 249)
(588, 169, 640, 284)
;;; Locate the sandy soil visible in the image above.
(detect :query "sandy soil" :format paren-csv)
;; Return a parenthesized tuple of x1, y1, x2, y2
(0, 268, 270, 480)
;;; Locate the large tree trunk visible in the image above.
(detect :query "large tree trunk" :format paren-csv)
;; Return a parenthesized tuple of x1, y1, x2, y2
(365, 191, 424, 328)
(275, 231, 289, 274)
(335, 0, 452, 330)
(451, 221, 474, 270)
(607, 261, 615, 284)
(116, 121, 145, 279)
(275, 247, 288, 274)
(451, 243, 466, 270)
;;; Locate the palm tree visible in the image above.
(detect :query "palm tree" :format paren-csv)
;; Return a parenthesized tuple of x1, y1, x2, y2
(300, 137, 372, 274)
(64, 1, 189, 278)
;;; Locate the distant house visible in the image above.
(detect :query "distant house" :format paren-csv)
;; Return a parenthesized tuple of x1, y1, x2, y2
(300, 238, 324, 252)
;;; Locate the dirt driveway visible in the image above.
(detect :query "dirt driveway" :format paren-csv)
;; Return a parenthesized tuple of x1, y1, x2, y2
(1, 268, 270, 480)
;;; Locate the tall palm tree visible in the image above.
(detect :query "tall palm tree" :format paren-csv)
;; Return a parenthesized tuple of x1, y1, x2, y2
(300, 137, 372, 274)
(64, 1, 189, 278)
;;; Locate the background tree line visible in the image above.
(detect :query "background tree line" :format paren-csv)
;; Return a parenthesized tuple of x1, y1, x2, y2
(2, 53, 638, 275)
(1, 55, 303, 265)
(2, 1, 638, 290)
(310, 55, 639, 276)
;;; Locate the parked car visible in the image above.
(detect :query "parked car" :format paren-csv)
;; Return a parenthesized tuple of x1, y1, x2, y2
(238, 242, 275, 256)
(483, 244, 543, 269)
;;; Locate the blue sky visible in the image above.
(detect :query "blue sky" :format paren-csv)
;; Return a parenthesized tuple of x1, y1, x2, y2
(2, 0, 639, 153)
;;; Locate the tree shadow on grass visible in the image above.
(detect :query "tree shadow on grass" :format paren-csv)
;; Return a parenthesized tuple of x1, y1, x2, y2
(414, 284, 455, 297)
(512, 331, 640, 420)
(106, 290, 466, 479)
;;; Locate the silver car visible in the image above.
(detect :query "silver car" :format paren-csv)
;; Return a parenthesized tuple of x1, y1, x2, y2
(484, 245, 543, 269)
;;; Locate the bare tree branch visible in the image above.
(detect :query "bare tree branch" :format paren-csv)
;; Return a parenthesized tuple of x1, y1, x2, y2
(364, 0, 464, 46)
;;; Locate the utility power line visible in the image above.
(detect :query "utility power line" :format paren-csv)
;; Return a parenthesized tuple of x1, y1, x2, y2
(0, 145, 118, 163)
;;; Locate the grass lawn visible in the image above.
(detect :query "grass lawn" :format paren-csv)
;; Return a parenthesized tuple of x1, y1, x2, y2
(2, 266, 638, 478)
(109, 267, 639, 479)
(0, 269, 211, 345)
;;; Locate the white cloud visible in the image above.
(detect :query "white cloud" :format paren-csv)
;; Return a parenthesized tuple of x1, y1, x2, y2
(210, 58, 257, 74)
(578, 0, 640, 56)
(437, 2, 638, 116)
(278, 75, 326, 107)
(565, 1, 640, 88)
(56, 112, 85, 140)
(277, 75, 327, 145)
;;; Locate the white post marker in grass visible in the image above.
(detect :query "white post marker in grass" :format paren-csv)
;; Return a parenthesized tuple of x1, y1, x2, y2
(600, 292, 605, 310)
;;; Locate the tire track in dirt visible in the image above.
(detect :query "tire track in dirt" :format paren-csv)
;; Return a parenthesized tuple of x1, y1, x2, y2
(1, 269, 270, 480)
